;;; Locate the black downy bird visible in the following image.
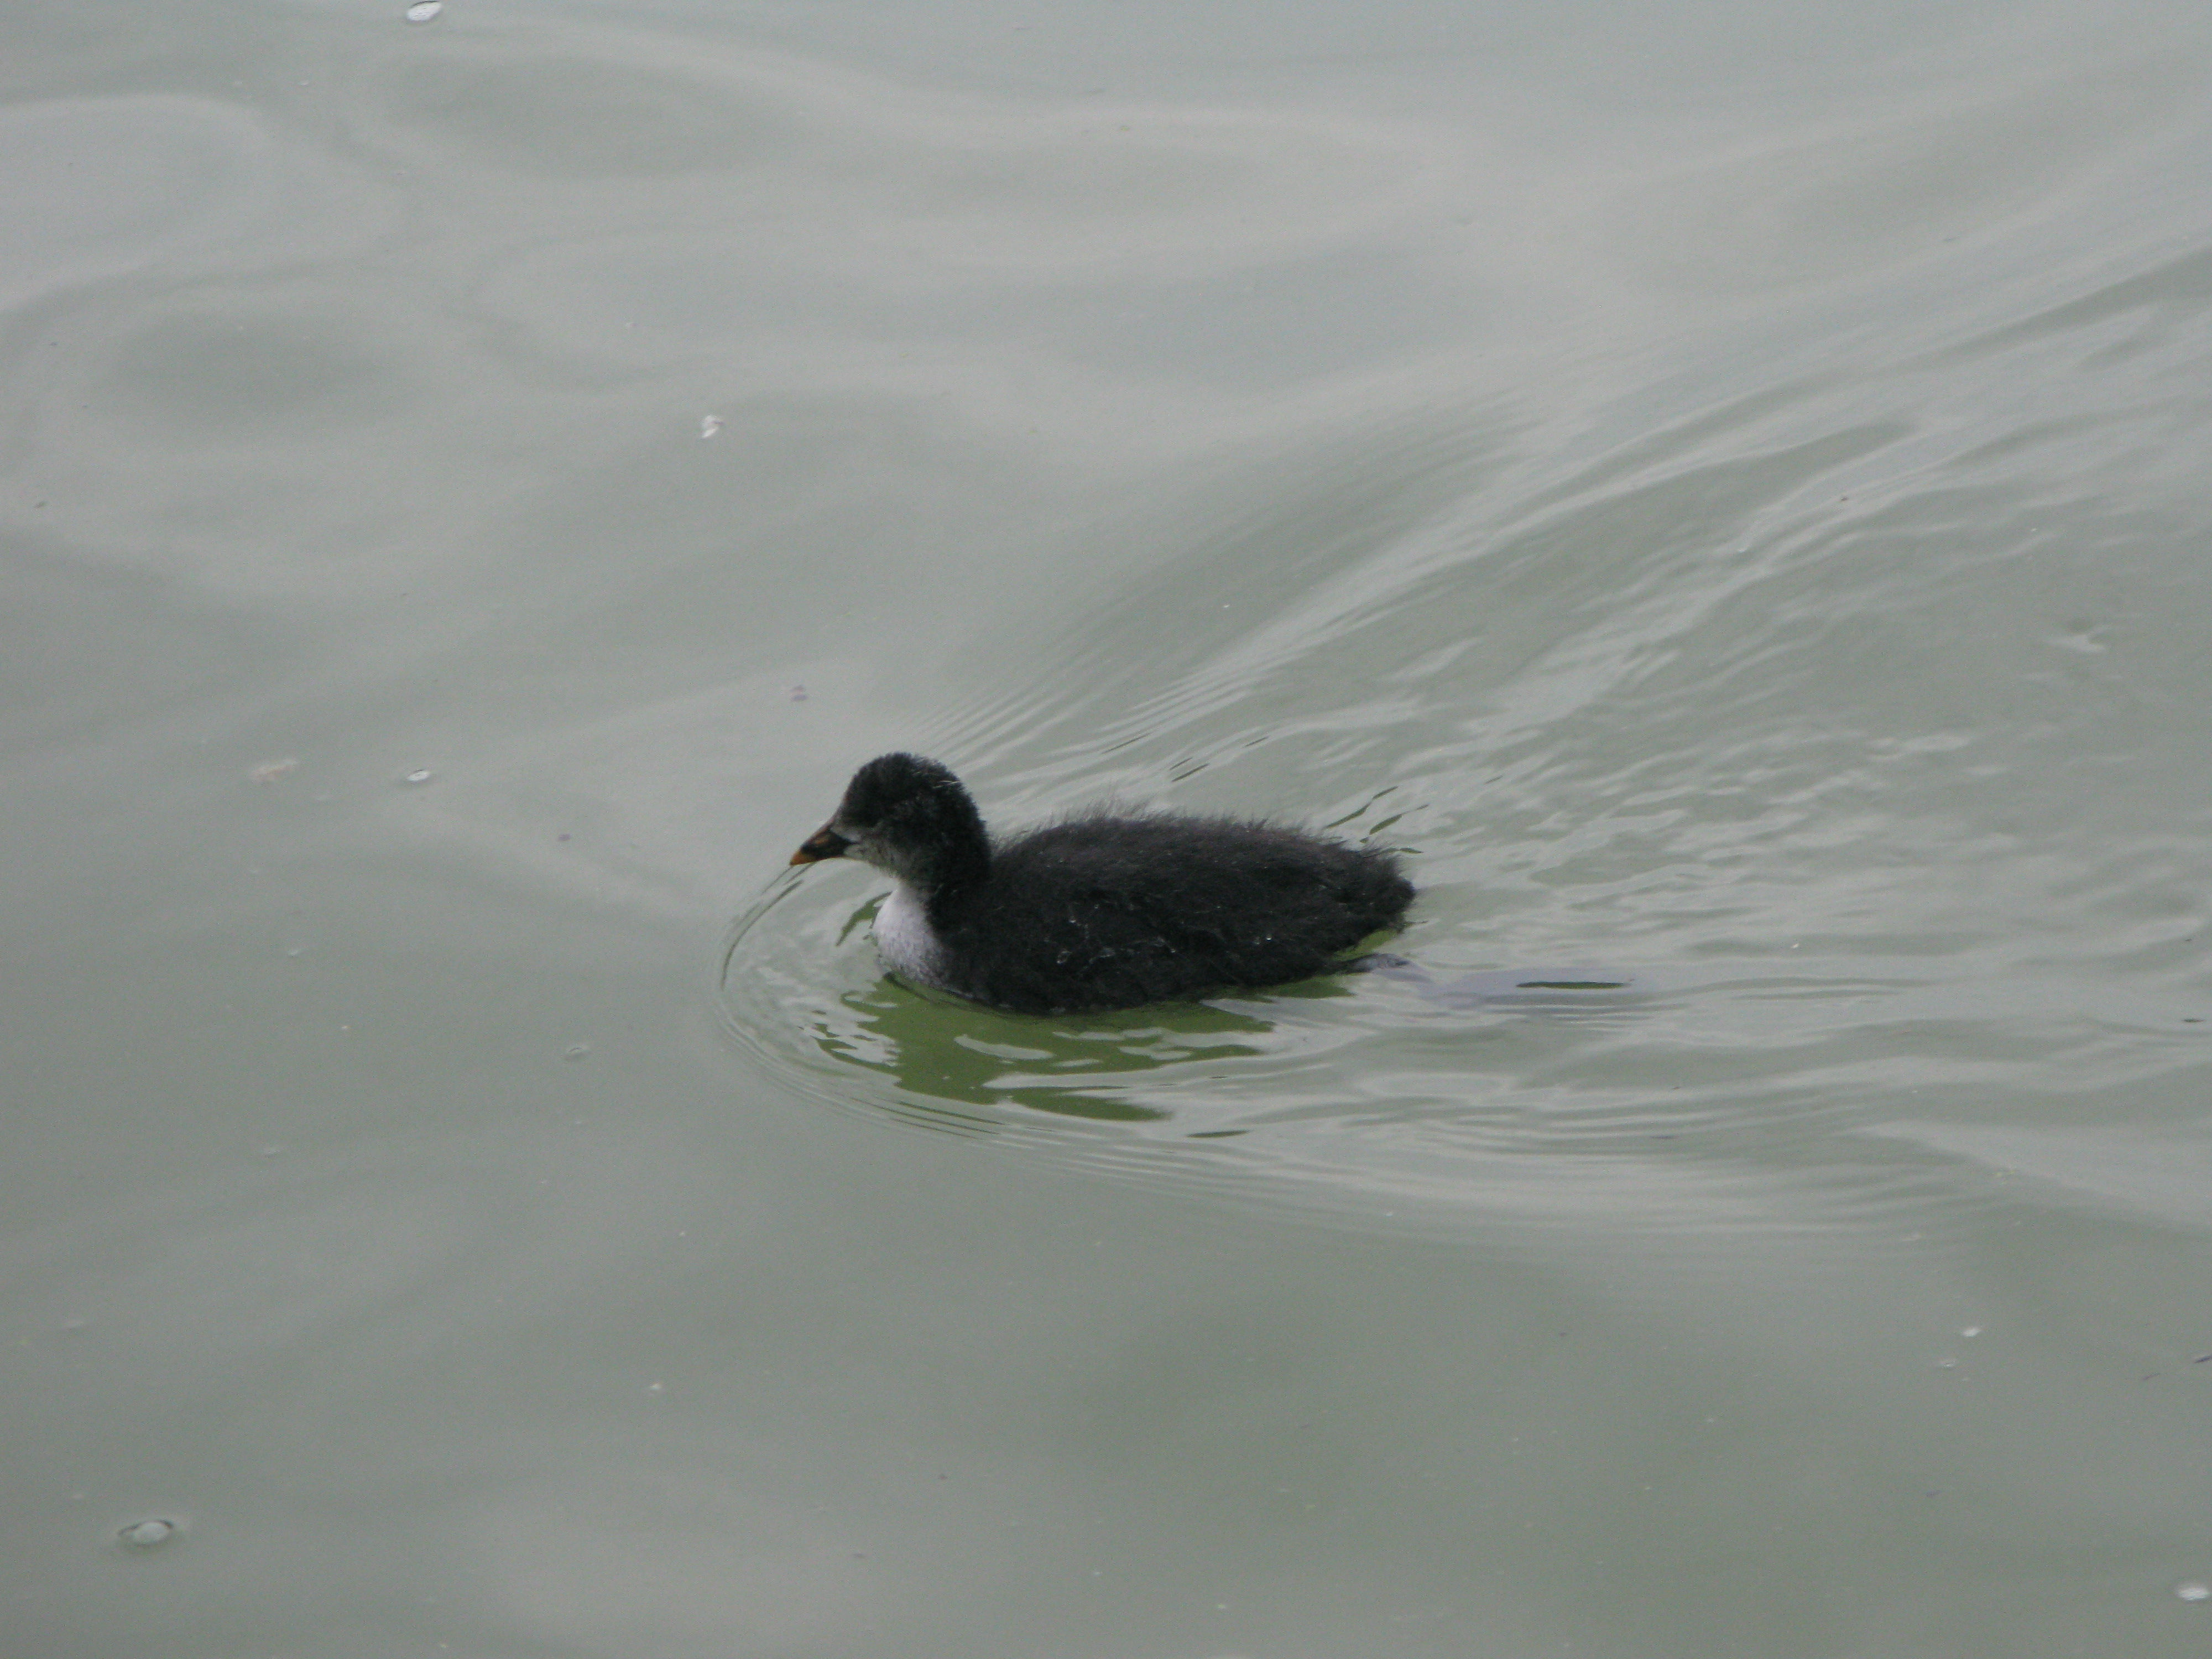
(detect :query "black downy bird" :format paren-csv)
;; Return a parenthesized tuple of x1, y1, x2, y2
(790, 753, 1414, 1015)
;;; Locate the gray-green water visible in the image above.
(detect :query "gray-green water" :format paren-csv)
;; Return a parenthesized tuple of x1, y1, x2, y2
(7, 1, 2212, 1654)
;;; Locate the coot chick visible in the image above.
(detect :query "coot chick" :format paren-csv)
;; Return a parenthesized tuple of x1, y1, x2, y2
(789, 753, 1414, 1015)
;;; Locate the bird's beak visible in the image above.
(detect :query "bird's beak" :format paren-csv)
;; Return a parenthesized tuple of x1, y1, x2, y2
(790, 823, 854, 865)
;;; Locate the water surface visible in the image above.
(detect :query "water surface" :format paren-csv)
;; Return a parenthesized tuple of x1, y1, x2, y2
(6, 1, 2212, 1654)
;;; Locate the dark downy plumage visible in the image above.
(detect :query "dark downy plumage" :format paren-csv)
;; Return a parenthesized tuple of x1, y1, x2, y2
(790, 753, 1414, 1014)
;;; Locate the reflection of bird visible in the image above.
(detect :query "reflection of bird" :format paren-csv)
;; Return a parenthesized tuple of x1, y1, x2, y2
(790, 753, 1415, 1015)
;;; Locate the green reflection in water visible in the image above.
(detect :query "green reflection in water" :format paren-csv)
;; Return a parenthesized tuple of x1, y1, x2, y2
(726, 883, 1379, 1134)
(813, 973, 1286, 1123)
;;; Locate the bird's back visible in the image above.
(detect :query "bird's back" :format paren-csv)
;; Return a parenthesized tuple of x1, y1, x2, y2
(930, 811, 1412, 1014)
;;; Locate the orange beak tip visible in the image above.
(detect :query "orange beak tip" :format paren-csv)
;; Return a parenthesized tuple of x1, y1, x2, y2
(790, 824, 853, 867)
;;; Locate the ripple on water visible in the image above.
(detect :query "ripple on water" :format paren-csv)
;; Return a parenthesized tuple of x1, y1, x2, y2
(721, 237, 2212, 1252)
(714, 868, 2058, 1250)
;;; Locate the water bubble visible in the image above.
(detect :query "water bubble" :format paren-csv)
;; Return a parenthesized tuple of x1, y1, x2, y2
(118, 1519, 178, 1549)
(404, 1, 442, 20)
(2177, 1582, 2209, 1602)
(700, 414, 722, 439)
(402, 769, 433, 786)
(1960, 1326, 1982, 1338)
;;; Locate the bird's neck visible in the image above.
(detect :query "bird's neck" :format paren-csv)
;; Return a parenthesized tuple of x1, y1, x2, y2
(908, 831, 989, 920)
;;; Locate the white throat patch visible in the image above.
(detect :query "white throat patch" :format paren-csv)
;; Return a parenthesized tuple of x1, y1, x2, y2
(873, 882, 948, 987)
